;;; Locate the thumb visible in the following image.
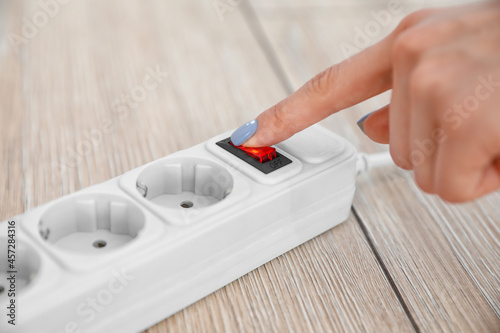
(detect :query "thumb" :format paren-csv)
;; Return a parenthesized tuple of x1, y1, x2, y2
(357, 105, 390, 144)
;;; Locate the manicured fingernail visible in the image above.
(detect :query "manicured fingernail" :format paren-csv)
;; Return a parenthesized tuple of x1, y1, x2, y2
(356, 112, 374, 134)
(231, 119, 258, 146)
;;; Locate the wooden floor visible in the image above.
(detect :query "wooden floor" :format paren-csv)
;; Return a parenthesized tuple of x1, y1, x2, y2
(1, 0, 498, 332)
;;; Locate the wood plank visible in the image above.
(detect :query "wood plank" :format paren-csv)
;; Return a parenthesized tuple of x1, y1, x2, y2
(0, 0, 24, 219)
(147, 217, 415, 333)
(0, 1, 414, 332)
(250, 0, 500, 331)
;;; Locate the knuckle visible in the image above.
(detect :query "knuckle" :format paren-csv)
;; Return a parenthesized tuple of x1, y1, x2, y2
(434, 165, 474, 203)
(397, 9, 436, 31)
(409, 63, 450, 104)
(429, 18, 467, 38)
(393, 15, 467, 62)
(268, 104, 294, 138)
(390, 145, 412, 170)
(305, 65, 339, 97)
(436, 188, 470, 203)
(414, 169, 434, 194)
(392, 30, 426, 61)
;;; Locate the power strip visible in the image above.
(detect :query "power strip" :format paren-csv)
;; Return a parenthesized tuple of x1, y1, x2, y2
(0, 125, 359, 333)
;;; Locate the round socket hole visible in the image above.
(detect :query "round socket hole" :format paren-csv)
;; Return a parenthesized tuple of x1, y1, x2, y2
(38, 194, 146, 254)
(180, 201, 194, 209)
(136, 157, 233, 210)
(0, 237, 41, 295)
(93, 240, 107, 248)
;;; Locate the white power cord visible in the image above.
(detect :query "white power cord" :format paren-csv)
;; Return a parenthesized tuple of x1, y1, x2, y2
(356, 152, 395, 175)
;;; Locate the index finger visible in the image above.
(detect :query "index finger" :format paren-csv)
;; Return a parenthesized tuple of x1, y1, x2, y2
(238, 33, 396, 147)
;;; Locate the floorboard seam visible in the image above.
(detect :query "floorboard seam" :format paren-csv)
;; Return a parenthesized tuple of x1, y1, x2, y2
(240, 2, 295, 95)
(352, 207, 421, 333)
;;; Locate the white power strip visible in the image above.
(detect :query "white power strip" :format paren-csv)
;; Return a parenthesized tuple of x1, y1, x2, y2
(0, 125, 360, 333)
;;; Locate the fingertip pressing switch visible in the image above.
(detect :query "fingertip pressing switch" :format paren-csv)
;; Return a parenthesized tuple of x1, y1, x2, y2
(216, 138, 292, 174)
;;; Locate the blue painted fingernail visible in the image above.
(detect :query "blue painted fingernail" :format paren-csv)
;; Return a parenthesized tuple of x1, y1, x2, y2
(357, 112, 374, 134)
(231, 119, 258, 146)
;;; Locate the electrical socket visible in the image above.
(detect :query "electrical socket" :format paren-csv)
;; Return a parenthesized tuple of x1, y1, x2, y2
(0, 125, 357, 333)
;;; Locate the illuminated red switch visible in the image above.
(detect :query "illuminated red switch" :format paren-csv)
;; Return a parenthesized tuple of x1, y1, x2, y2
(230, 142, 277, 163)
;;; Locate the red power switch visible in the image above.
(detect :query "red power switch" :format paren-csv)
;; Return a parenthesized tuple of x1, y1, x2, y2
(230, 142, 277, 163)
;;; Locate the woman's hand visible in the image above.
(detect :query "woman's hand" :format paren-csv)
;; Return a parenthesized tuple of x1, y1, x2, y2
(230, 1, 500, 203)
